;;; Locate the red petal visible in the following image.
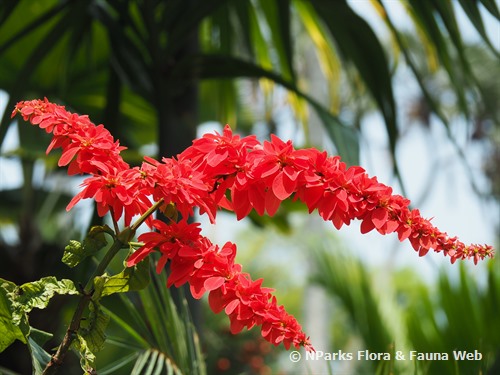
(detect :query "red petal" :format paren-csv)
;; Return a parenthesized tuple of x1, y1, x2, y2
(360, 217, 375, 234)
(58, 146, 80, 166)
(371, 207, 388, 229)
(248, 186, 266, 215)
(331, 214, 344, 230)
(208, 289, 225, 313)
(204, 276, 225, 292)
(265, 191, 281, 216)
(207, 150, 228, 167)
(66, 193, 83, 212)
(272, 172, 295, 200)
(398, 226, 412, 241)
(126, 246, 154, 267)
(224, 299, 240, 315)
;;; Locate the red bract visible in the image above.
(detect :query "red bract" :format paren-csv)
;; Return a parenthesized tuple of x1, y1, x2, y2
(127, 219, 203, 273)
(12, 98, 128, 175)
(182, 126, 492, 264)
(60, 124, 127, 175)
(252, 135, 311, 201)
(141, 156, 217, 223)
(178, 125, 261, 211)
(179, 125, 259, 178)
(127, 220, 313, 350)
(66, 165, 151, 227)
(12, 99, 495, 354)
(261, 297, 312, 350)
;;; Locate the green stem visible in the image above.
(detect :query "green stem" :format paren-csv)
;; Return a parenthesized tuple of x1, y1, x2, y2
(42, 235, 127, 375)
(42, 199, 164, 374)
(131, 198, 164, 232)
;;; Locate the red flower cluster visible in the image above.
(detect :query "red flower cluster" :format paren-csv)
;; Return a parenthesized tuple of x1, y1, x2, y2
(178, 124, 493, 265)
(12, 98, 145, 226)
(127, 219, 312, 350)
(12, 98, 495, 351)
(12, 98, 312, 350)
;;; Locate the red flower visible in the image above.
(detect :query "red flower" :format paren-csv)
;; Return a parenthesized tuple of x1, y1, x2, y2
(59, 124, 127, 175)
(12, 99, 496, 354)
(12, 98, 127, 175)
(141, 156, 217, 223)
(252, 135, 311, 201)
(66, 165, 150, 226)
(127, 219, 203, 274)
(126, 222, 313, 351)
(179, 125, 261, 210)
(260, 298, 310, 350)
(188, 241, 239, 299)
(179, 124, 259, 178)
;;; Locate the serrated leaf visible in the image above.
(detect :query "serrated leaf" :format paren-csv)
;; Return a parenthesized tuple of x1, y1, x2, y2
(82, 303, 110, 354)
(62, 240, 84, 267)
(98, 258, 151, 298)
(92, 276, 107, 302)
(73, 334, 97, 374)
(62, 225, 110, 268)
(10, 277, 78, 325)
(0, 279, 29, 352)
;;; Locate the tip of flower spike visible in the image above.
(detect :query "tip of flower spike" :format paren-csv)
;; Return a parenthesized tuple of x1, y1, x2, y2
(301, 339, 315, 352)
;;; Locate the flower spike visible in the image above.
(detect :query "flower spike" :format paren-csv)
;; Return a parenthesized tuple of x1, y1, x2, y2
(13, 98, 495, 352)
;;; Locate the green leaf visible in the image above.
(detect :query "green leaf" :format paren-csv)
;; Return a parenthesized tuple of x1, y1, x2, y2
(314, 101, 359, 166)
(131, 349, 182, 375)
(82, 303, 110, 354)
(0, 280, 57, 357)
(310, 0, 397, 157)
(98, 351, 140, 375)
(0, 279, 29, 352)
(62, 225, 111, 268)
(0, 366, 22, 375)
(294, 0, 342, 113)
(258, 0, 294, 81)
(406, 0, 470, 118)
(458, 0, 500, 57)
(104, 258, 206, 374)
(194, 54, 359, 165)
(73, 302, 110, 373)
(73, 334, 97, 374)
(28, 336, 52, 375)
(29, 327, 53, 347)
(165, 0, 230, 56)
(98, 258, 151, 298)
(479, 0, 500, 19)
(10, 277, 78, 325)
(311, 247, 393, 355)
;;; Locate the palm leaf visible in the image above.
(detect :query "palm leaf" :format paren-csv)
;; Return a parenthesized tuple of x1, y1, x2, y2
(101, 258, 206, 375)
(310, 0, 398, 156)
(193, 54, 359, 165)
(311, 246, 393, 357)
(458, 0, 500, 57)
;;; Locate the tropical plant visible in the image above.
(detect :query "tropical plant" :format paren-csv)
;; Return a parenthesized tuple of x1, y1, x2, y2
(0, 1, 498, 373)
(98, 261, 206, 375)
(312, 241, 500, 375)
(0, 97, 494, 374)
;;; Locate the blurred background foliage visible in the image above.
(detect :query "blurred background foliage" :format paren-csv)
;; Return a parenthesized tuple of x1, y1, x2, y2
(0, 0, 498, 374)
(312, 236, 500, 375)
